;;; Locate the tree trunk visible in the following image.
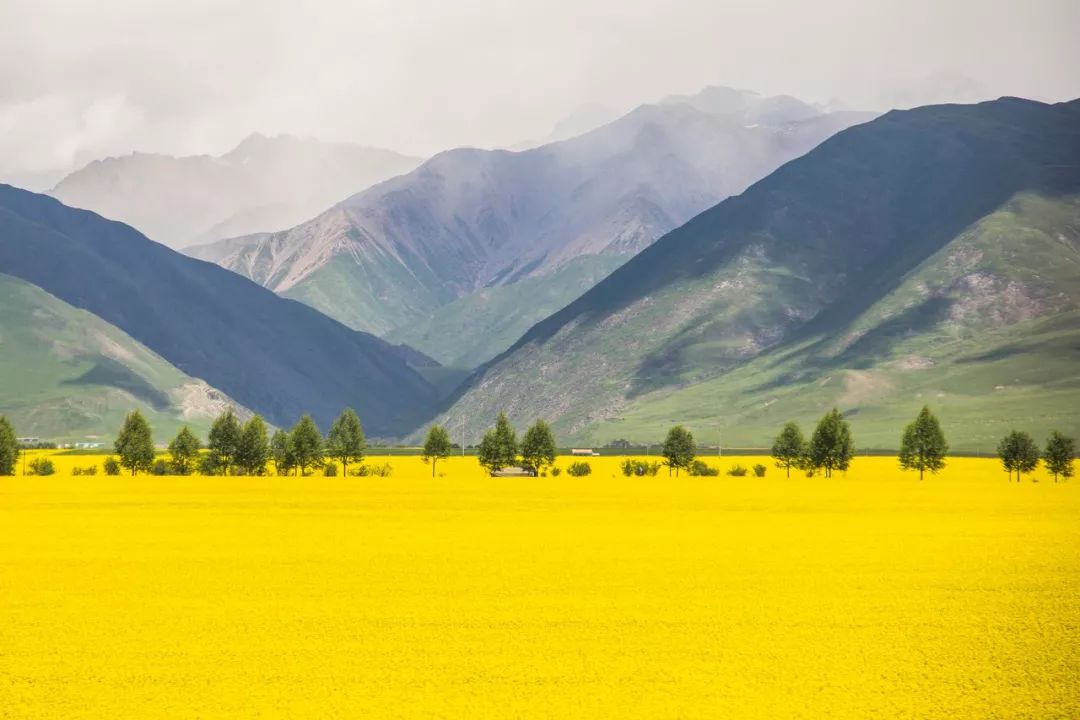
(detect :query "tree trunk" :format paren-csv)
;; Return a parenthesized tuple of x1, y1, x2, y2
(920, 466, 924, 481)
(432, 459, 436, 478)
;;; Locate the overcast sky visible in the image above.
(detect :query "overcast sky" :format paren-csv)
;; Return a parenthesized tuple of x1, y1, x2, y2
(1, 0, 1077, 189)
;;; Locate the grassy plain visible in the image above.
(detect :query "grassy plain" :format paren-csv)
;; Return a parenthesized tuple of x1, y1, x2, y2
(1, 455, 1078, 718)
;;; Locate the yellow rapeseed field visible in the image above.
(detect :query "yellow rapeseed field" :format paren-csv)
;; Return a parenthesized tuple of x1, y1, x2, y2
(1, 454, 1078, 718)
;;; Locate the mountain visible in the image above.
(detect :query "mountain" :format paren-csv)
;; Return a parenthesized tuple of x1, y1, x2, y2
(0, 273, 240, 441)
(440, 97, 1080, 451)
(191, 91, 875, 366)
(0, 185, 437, 437)
(660, 86, 821, 125)
(49, 134, 421, 248)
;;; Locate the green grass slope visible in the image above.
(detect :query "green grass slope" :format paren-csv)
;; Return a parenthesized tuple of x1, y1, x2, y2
(593, 194, 1080, 451)
(0, 274, 238, 441)
(441, 98, 1080, 449)
(282, 246, 456, 338)
(385, 255, 627, 367)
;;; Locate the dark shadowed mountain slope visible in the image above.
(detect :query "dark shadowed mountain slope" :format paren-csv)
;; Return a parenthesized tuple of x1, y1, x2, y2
(0, 272, 244, 441)
(0, 185, 437, 435)
(440, 98, 1080, 449)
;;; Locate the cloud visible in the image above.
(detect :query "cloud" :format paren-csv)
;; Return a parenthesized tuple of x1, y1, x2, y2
(1, 0, 1078, 187)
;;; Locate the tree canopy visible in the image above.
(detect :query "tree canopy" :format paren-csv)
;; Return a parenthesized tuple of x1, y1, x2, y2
(997, 430, 1040, 481)
(771, 421, 806, 478)
(520, 420, 557, 476)
(808, 408, 854, 478)
(270, 429, 295, 476)
(115, 410, 155, 476)
(898, 406, 948, 480)
(168, 426, 201, 475)
(478, 413, 518, 474)
(662, 425, 695, 476)
(289, 415, 324, 476)
(207, 408, 242, 475)
(326, 408, 366, 477)
(0, 416, 19, 476)
(236, 415, 270, 476)
(1044, 431, 1075, 482)
(422, 424, 453, 477)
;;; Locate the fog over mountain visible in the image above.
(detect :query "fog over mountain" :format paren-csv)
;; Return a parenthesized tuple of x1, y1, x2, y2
(49, 134, 420, 249)
(1, 0, 1076, 188)
(190, 89, 875, 366)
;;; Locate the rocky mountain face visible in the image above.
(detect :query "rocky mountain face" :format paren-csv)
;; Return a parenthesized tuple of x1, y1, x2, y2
(191, 89, 875, 365)
(49, 134, 421, 249)
(439, 98, 1080, 450)
(0, 185, 438, 436)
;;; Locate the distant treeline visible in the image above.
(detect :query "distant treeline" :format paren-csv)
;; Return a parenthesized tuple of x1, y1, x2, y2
(0, 408, 1074, 481)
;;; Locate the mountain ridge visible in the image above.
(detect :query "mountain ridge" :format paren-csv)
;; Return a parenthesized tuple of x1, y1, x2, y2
(191, 91, 876, 361)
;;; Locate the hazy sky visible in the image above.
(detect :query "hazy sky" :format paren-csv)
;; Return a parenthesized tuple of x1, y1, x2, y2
(1, 0, 1077, 188)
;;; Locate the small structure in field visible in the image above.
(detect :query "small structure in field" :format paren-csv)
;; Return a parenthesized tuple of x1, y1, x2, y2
(491, 466, 534, 477)
(571, 448, 599, 456)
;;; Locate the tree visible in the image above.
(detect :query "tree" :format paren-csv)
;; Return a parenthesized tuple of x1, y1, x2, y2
(236, 415, 270, 476)
(898, 406, 948, 480)
(0, 415, 18, 476)
(477, 431, 499, 475)
(478, 413, 518, 475)
(1044, 431, 1076, 482)
(207, 408, 242, 475)
(422, 424, 453, 477)
(270, 429, 295, 476)
(808, 408, 854, 478)
(662, 425, 695, 476)
(288, 415, 324, 476)
(114, 410, 155, 476)
(326, 408, 366, 477)
(491, 413, 518, 467)
(997, 430, 1040, 482)
(168, 426, 201, 475)
(771, 422, 806, 478)
(520, 420, 557, 476)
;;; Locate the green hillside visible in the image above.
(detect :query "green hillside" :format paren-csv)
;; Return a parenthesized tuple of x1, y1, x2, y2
(0, 274, 237, 441)
(385, 255, 625, 367)
(590, 194, 1080, 450)
(442, 98, 1080, 450)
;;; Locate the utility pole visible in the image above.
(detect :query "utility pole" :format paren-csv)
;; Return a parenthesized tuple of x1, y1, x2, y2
(460, 415, 466, 457)
(718, 429, 722, 458)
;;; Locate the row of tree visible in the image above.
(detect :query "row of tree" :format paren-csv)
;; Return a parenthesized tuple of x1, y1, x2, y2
(1, 408, 1074, 481)
(771, 407, 927, 479)
(436, 413, 557, 476)
(997, 429, 1075, 482)
(111, 408, 367, 476)
(768, 406, 1075, 482)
